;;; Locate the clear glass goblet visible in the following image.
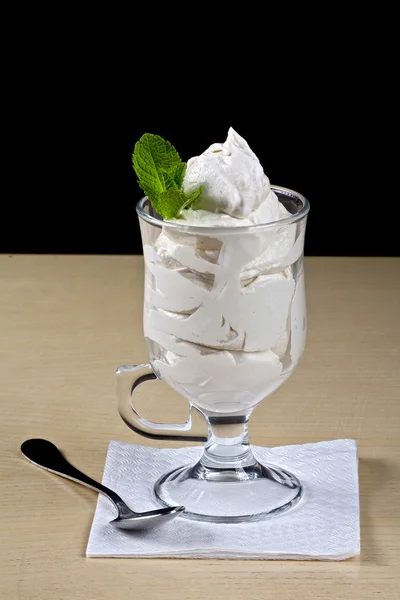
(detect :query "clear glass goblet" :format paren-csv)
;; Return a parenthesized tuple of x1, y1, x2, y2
(116, 186, 310, 523)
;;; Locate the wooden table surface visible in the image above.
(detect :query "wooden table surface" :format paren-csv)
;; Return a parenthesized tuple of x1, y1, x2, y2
(0, 255, 399, 600)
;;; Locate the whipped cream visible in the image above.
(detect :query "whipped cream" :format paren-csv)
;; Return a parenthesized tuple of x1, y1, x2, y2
(143, 129, 307, 414)
(182, 127, 286, 221)
(176, 127, 289, 226)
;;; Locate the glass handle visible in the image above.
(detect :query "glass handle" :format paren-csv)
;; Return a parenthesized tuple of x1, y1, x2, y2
(116, 364, 208, 442)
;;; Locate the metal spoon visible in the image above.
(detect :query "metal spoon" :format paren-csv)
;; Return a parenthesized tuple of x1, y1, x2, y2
(20, 439, 184, 530)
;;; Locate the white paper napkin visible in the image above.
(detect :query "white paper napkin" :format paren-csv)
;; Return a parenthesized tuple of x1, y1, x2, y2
(86, 439, 360, 560)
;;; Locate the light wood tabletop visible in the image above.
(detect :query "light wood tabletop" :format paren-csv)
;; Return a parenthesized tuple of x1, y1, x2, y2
(0, 254, 399, 600)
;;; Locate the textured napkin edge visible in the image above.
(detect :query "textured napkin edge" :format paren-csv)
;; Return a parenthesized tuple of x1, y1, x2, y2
(87, 549, 360, 560)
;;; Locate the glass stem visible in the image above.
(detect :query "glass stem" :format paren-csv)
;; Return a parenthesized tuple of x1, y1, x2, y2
(200, 413, 258, 470)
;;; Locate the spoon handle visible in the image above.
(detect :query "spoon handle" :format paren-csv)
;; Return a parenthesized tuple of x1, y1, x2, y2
(20, 438, 126, 511)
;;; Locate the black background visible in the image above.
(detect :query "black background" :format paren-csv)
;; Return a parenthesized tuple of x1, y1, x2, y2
(3, 30, 396, 258)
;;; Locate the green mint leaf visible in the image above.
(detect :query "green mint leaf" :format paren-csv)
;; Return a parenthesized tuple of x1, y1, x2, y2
(132, 133, 202, 219)
(162, 172, 180, 191)
(132, 141, 165, 203)
(136, 133, 182, 172)
(172, 162, 187, 188)
(157, 186, 203, 219)
(187, 185, 203, 204)
(157, 190, 189, 219)
(180, 186, 203, 212)
(132, 134, 182, 204)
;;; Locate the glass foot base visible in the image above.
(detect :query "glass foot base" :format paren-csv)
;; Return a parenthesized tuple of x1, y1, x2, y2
(154, 460, 303, 523)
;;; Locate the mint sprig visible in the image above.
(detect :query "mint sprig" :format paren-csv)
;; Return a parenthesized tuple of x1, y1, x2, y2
(132, 133, 202, 219)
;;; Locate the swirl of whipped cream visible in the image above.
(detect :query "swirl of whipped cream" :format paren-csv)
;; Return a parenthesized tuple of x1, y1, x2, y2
(182, 127, 280, 220)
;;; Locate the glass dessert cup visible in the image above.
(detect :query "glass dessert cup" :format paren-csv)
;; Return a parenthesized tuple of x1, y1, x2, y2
(117, 186, 310, 523)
